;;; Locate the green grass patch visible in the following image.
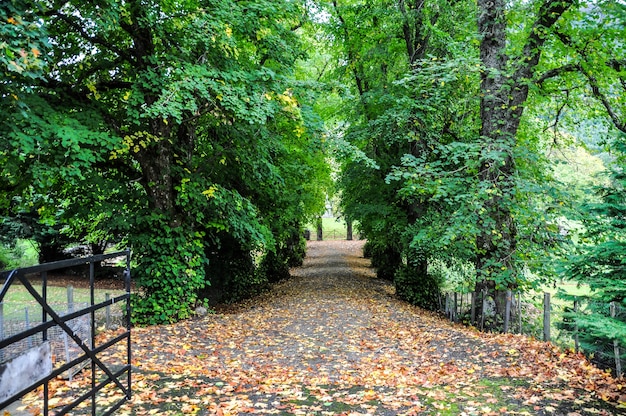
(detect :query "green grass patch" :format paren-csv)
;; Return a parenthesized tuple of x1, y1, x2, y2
(1, 283, 127, 322)
(306, 217, 354, 240)
(0, 239, 39, 270)
(2, 284, 125, 305)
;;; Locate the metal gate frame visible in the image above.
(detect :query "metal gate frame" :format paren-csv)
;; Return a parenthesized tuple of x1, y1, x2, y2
(0, 250, 132, 415)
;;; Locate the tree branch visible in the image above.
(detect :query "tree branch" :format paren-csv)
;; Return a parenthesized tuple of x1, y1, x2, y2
(514, 0, 575, 82)
(581, 68, 626, 134)
(551, 30, 626, 134)
(51, 11, 134, 63)
(535, 62, 580, 85)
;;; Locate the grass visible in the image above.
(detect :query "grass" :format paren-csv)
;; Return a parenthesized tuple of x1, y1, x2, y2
(0, 239, 39, 270)
(1, 283, 127, 323)
(2, 284, 125, 305)
(306, 217, 354, 240)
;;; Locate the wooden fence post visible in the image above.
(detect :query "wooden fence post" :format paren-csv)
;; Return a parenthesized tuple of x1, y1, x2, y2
(453, 292, 458, 322)
(573, 299, 579, 353)
(481, 289, 487, 331)
(543, 292, 551, 342)
(67, 285, 74, 313)
(517, 292, 522, 334)
(504, 290, 512, 333)
(470, 292, 476, 326)
(25, 307, 32, 349)
(105, 293, 111, 329)
(610, 302, 622, 377)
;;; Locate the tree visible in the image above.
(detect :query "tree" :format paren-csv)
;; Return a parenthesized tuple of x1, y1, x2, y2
(326, 0, 479, 308)
(471, 0, 576, 315)
(1, 0, 331, 324)
(565, 143, 626, 370)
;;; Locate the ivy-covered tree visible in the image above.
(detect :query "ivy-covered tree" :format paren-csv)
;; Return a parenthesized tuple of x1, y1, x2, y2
(1, 0, 331, 324)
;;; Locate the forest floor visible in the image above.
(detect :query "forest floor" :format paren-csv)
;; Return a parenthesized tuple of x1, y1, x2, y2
(16, 240, 626, 415)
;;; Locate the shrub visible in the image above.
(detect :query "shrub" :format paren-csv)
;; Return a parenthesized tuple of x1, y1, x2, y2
(394, 264, 443, 311)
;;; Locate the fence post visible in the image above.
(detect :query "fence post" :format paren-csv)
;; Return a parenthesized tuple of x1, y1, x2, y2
(105, 293, 111, 329)
(25, 307, 33, 349)
(0, 302, 4, 362)
(543, 292, 551, 342)
(453, 292, 458, 322)
(67, 285, 74, 313)
(66, 285, 74, 380)
(573, 299, 580, 353)
(481, 289, 487, 331)
(470, 292, 476, 326)
(517, 292, 522, 334)
(610, 302, 622, 377)
(504, 290, 512, 333)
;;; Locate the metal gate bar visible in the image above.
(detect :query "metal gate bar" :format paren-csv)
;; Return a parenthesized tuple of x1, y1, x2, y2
(0, 250, 132, 415)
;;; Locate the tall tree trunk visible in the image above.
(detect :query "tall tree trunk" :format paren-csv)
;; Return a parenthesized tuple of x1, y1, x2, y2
(346, 219, 353, 241)
(476, 0, 575, 322)
(316, 217, 323, 241)
(123, 0, 180, 223)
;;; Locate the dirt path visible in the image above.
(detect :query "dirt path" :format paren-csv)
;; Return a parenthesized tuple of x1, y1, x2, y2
(21, 240, 624, 415)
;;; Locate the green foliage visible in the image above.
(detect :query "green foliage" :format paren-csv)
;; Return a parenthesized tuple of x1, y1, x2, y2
(0, 0, 332, 325)
(4, 0, 625, 332)
(130, 214, 206, 325)
(0, 1, 48, 84)
(561, 139, 626, 369)
(394, 264, 443, 311)
(0, 239, 38, 270)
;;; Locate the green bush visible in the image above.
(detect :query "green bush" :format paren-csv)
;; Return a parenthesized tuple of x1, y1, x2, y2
(0, 240, 39, 270)
(372, 246, 401, 281)
(201, 234, 268, 304)
(363, 240, 374, 259)
(394, 264, 443, 311)
(130, 215, 206, 325)
(261, 250, 291, 283)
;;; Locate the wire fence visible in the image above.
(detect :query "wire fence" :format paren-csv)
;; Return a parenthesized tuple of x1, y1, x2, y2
(0, 286, 126, 380)
(439, 289, 624, 377)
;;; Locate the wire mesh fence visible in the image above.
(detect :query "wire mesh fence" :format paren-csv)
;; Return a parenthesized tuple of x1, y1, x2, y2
(0, 291, 125, 381)
(0, 251, 132, 415)
(439, 289, 624, 378)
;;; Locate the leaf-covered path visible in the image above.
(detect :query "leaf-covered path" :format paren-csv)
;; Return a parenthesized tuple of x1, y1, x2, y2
(27, 240, 623, 415)
(117, 240, 623, 415)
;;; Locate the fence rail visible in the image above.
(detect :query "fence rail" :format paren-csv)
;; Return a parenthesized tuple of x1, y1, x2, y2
(440, 289, 624, 378)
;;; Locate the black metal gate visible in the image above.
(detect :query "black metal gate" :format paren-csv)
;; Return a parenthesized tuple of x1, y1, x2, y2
(0, 250, 132, 415)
